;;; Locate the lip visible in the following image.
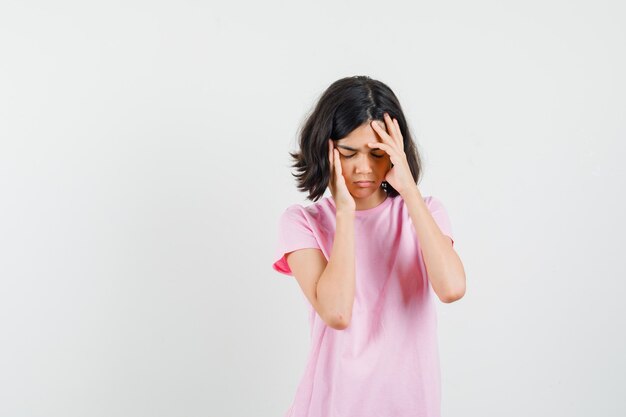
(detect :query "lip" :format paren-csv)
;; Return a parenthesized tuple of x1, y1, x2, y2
(354, 181, 375, 188)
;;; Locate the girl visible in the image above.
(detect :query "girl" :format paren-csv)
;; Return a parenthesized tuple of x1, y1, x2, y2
(272, 75, 466, 417)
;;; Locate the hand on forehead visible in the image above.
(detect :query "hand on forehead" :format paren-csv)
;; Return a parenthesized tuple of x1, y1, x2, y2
(373, 119, 393, 137)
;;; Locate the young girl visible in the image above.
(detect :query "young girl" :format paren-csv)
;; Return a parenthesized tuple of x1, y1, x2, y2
(272, 75, 466, 417)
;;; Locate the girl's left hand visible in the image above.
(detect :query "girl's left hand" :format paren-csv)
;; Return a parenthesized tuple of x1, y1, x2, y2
(369, 112, 414, 196)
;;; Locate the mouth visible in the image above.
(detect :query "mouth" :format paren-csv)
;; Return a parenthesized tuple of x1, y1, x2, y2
(354, 181, 375, 188)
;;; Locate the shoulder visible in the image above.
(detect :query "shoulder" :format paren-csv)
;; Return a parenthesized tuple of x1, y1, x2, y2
(280, 197, 334, 224)
(422, 195, 438, 204)
(422, 195, 446, 210)
(291, 197, 333, 214)
(392, 194, 448, 220)
(390, 193, 441, 211)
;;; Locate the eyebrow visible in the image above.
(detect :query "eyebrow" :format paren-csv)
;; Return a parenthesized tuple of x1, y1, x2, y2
(336, 144, 382, 152)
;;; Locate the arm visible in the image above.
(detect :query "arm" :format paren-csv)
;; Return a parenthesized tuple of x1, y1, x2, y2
(315, 209, 355, 329)
(366, 113, 465, 303)
(286, 209, 356, 329)
(402, 187, 466, 303)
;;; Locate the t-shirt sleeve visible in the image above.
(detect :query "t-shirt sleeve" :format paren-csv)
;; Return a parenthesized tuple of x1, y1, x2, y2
(272, 205, 321, 276)
(427, 196, 455, 247)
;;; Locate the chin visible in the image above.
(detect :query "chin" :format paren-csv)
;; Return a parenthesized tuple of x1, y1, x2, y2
(350, 185, 380, 197)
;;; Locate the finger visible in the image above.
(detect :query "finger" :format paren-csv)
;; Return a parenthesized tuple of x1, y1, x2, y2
(371, 119, 393, 145)
(328, 139, 333, 169)
(328, 141, 335, 188)
(333, 148, 342, 176)
(367, 141, 393, 159)
(383, 113, 398, 143)
(392, 118, 403, 147)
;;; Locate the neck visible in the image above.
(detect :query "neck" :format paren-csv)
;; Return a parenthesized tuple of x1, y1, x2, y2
(354, 189, 388, 211)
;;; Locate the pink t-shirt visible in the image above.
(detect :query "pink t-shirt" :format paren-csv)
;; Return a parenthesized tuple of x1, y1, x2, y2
(272, 194, 454, 417)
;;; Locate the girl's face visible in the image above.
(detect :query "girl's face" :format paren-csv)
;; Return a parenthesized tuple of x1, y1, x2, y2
(335, 120, 392, 204)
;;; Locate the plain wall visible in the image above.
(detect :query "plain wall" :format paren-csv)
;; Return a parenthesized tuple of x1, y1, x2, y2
(1, 1, 624, 416)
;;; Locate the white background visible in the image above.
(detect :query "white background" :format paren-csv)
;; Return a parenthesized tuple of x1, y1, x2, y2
(1, 1, 625, 416)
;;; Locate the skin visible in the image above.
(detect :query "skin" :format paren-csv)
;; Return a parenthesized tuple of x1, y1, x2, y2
(368, 112, 466, 302)
(328, 119, 392, 211)
(287, 113, 466, 332)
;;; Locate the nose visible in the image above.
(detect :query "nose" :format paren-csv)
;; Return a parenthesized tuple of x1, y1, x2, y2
(354, 153, 373, 174)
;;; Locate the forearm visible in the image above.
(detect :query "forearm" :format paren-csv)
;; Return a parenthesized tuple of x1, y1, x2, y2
(316, 209, 356, 327)
(402, 188, 466, 302)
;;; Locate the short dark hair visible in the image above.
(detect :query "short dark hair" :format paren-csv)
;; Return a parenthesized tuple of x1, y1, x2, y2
(289, 75, 423, 202)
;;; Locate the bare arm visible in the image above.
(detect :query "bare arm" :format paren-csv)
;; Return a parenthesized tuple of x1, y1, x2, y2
(402, 188, 466, 303)
(367, 113, 465, 303)
(315, 209, 355, 329)
(286, 140, 357, 330)
(286, 209, 356, 330)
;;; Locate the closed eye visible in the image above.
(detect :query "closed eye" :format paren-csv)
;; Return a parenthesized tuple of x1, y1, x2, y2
(341, 153, 385, 159)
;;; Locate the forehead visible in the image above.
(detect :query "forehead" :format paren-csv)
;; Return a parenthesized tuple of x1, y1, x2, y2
(336, 120, 386, 146)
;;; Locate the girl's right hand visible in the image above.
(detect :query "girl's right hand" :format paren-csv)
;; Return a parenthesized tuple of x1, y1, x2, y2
(328, 139, 356, 213)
